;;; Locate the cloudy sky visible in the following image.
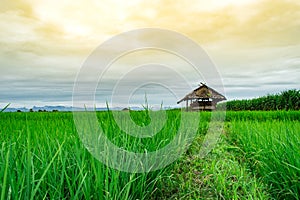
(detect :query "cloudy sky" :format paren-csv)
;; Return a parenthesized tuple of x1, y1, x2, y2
(0, 0, 299, 108)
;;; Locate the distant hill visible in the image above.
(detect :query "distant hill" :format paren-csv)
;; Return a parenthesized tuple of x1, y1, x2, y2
(4, 106, 119, 112)
(219, 89, 300, 111)
(2, 105, 175, 112)
(5, 107, 29, 112)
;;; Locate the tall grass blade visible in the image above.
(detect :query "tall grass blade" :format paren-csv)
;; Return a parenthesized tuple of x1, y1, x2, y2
(1, 149, 10, 200)
(30, 141, 65, 200)
(0, 103, 10, 113)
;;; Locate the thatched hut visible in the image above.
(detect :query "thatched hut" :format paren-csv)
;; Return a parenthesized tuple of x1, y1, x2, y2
(177, 83, 226, 111)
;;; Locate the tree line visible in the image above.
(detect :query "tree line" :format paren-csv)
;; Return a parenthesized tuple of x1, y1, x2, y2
(218, 89, 300, 111)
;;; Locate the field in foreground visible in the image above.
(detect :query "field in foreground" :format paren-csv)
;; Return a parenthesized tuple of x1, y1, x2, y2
(0, 110, 299, 199)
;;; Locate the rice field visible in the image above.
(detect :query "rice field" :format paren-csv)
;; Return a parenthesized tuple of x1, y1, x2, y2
(0, 110, 299, 199)
(228, 118, 300, 199)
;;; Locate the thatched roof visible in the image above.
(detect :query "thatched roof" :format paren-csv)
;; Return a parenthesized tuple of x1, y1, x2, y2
(177, 83, 226, 104)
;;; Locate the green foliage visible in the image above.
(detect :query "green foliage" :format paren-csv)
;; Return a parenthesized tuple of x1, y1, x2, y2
(0, 110, 200, 199)
(162, 136, 270, 199)
(227, 115, 300, 199)
(161, 111, 300, 199)
(224, 110, 300, 121)
(219, 89, 300, 111)
(0, 112, 170, 199)
(1, 110, 299, 199)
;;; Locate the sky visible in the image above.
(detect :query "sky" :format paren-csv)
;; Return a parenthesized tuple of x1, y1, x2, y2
(0, 0, 299, 108)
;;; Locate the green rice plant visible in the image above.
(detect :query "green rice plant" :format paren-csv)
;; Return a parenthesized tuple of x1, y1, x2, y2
(228, 119, 300, 199)
(0, 110, 198, 199)
(1, 109, 298, 199)
(225, 110, 300, 121)
(160, 135, 270, 199)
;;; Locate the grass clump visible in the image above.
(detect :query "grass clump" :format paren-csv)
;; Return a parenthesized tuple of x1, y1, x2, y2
(0, 112, 170, 199)
(160, 135, 270, 199)
(1, 110, 299, 199)
(228, 117, 300, 199)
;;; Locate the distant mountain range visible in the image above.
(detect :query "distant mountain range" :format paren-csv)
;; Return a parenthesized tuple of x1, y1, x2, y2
(5, 106, 74, 112)
(4, 105, 176, 112)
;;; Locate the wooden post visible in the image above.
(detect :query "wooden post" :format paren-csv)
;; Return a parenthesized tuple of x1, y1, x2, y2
(186, 99, 188, 112)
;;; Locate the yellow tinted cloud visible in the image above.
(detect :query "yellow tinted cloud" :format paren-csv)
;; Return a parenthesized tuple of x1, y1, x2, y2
(0, 0, 299, 57)
(0, 0, 299, 105)
(125, 0, 300, 47)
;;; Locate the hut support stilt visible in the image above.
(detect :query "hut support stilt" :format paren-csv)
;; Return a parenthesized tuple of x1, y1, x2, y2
(186, 99, 188, 111)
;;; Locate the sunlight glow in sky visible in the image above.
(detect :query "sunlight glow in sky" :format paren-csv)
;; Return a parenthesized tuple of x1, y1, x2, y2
(0, 0, 299, 108)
